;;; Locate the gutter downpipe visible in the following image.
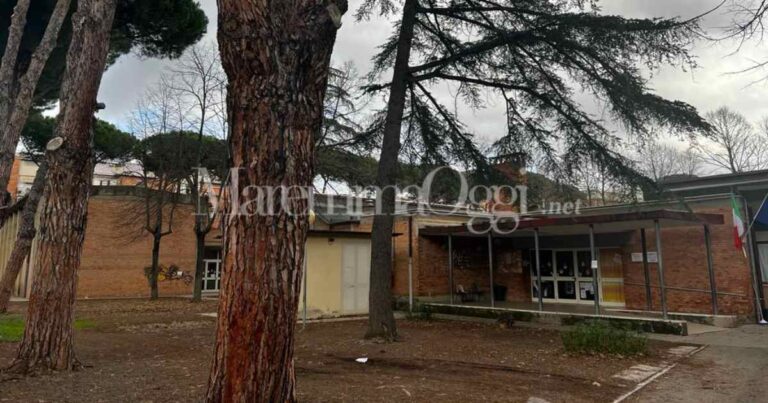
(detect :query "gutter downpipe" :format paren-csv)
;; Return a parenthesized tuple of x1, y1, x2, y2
(534, 228, 543, 311)
(408, 215, 413, 313)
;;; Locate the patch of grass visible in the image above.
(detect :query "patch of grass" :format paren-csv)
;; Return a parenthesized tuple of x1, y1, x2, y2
(562, 320, 647, 356)
(0, 315, 24, 342)
(0, 315, 96, 342)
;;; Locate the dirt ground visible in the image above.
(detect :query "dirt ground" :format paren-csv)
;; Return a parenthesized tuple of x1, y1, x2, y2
(0, 298, 681, 402)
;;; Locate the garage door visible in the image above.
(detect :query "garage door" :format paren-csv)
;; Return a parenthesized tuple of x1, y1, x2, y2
(342, 240, 371, 314)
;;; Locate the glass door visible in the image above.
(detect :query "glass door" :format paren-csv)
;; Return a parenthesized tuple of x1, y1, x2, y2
(555, 251, 576, 300)
(202, 248, 221, 292)
(531, 249, 599, 303)
(576, 251, 595, 301)
(531, 249, 555, 299)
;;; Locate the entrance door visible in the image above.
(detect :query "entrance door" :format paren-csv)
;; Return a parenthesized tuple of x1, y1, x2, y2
(530, 249, 596, 303)
(342, 240, 371, 313)
(555, 251, 577, 300)
(599, 248, 625, 305)
(202, 248, 221, 292)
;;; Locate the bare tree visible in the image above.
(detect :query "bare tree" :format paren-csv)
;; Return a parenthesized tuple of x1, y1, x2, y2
(695, 106, 768, 173)
(677, 147, 703, 177)
(7, 0, 118, 374)
(574, 158, 640, 206)
(133, 157, 182, 301)
(124, 79, 187, 300)
(637, 141, 702, 182)
(167, 41, 226, 302)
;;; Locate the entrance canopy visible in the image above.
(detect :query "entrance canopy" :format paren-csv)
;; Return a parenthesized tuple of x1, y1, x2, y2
(420, 209, 724, 237)
(416, 208, 726, 319)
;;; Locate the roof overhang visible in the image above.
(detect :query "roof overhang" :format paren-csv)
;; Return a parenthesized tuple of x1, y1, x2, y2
(420, 209, 724, 238)
(661, 169, 768, 193)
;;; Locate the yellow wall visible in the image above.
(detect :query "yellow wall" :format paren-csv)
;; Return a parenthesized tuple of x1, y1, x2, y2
(302, 236, 343, 317)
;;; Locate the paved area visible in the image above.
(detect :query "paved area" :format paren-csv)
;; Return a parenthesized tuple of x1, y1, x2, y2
(630, 325, 768, 402)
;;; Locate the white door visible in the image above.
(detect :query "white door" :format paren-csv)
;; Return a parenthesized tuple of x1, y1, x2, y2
(758, 243, 768, 282)
(342, 240, 371, 314)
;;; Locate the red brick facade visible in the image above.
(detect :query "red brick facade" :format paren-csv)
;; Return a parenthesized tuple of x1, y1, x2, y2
(77, 194, 200, 298)
(394, 201, 761, 318)
(13, 187, 758, 319)
(622, 206, 755, 316)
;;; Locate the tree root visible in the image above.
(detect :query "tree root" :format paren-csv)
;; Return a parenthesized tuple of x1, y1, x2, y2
(3, 356, 82, 376)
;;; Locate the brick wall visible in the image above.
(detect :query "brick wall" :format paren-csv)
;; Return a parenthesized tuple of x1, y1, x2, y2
(623, 206, 755, 316)
(407, 203, 757, 317)
(413, 235, 530, 301)
(77, 195, 200, 298)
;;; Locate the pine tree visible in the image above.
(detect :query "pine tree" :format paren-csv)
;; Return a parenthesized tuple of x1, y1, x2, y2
(359, 0, 711, 339)
(205, 1, 347, 401)
(6, 0, 118, 374)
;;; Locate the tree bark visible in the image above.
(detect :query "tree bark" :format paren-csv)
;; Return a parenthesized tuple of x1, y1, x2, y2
(0, 161, 47, 314)
(0, 0, 73, 203)
(6, 0, 117, 374)
(0, 0, 30, 140)
(206, 1, 345, 401)
(366, 0, 417, 341)
(149, 231, 161, 300)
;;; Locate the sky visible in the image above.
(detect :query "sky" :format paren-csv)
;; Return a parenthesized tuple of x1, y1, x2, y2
(95, 0, 768, 163)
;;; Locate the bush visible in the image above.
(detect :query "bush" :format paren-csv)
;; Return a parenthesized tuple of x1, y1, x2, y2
(562, 320, 647, 356)
(406, 304, 433, 321)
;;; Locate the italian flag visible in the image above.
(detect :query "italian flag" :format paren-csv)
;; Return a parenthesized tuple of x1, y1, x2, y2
(732, 195, 746, 249)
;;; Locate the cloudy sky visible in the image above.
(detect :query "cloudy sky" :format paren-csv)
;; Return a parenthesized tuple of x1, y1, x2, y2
(95, 0, 768, 160)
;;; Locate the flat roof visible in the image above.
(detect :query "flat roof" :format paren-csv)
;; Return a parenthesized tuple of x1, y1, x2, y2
(660, 169, 768, 192)
(420, 209, 724, 237)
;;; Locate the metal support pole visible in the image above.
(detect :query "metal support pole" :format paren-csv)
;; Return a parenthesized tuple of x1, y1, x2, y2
(302, 244, 308, 328)
(408, 216, 413, 313)
(640, 228, 652, 311)
(704, 225, 718, 316)
(741, 196, 767, 323)
(488, 232, 495, 308)
(654, 220, 668, 320)
(448, 235, 454, 305)
(534, 228, 543, 311)
(589, 224, 600, 315)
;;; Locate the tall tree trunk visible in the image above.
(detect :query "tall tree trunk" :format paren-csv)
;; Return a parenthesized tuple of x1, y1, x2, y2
(191, 224, 205, 302)
(366, 0, 417, 341)
(149, 231, 161, 300)
(206, 1, 345, 401)
(0, 0, 30, 139)
(6, 0, 117, 374)
(0, 161, 47, 313)
(0, 0, 73, 203)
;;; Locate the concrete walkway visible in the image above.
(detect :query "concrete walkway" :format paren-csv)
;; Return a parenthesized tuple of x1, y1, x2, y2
(629, 325, 768, 402)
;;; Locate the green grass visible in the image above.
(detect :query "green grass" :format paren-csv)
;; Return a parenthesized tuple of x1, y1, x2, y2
(0, 315, 96, 343)
(562, 320, 647, 356)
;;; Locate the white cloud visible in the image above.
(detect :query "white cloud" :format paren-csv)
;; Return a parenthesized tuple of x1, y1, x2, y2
(94, 0, 768, 157)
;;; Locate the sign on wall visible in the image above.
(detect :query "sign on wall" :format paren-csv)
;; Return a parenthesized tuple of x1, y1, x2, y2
(631, 252, 658, 263)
